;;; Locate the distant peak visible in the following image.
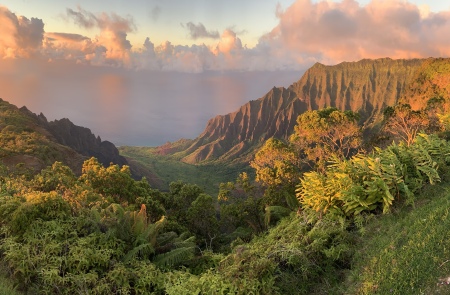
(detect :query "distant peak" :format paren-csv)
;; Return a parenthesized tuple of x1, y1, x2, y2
(311, 62, 325, 68)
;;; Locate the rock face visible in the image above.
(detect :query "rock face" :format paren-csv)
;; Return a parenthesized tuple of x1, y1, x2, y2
(400, 58, 450, 109)
(180, 87, 306, 163)
(46, 118, 128, 168)
(177, 58, 426, 164)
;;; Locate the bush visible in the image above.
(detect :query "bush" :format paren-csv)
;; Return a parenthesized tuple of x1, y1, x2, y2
(297, 134, 450, 216)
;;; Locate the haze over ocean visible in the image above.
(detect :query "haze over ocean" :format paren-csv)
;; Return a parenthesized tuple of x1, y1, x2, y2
(0, 0, 449, 145)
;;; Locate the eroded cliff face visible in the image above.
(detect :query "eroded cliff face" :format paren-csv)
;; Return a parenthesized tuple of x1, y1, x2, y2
(179, 87, 307, 163)
(292, 58, 424, 126)
(400, 58, 450, 109)
(177, 58, 426, 164)
(46, 118, 128, 168)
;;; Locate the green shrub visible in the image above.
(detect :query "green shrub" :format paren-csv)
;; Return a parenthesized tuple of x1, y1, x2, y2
(297, 134, 450, 216)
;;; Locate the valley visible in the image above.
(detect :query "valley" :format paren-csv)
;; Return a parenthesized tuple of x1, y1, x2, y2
(0, 57, 449, 294)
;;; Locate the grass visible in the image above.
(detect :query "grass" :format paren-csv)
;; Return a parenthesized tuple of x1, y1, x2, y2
(0, 264, 22, 295)
(119, 146, 252, 196)
(343, 182, 450, 294)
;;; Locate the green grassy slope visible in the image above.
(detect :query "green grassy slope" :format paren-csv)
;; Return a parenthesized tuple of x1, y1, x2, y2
(344, 182, 450, 294)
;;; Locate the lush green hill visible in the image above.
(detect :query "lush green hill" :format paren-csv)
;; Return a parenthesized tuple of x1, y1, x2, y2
(0, 98, 85, 173)
(119, 145, 251, 195)
(341, 180, 450, 294)
(0, 98, 157, 181)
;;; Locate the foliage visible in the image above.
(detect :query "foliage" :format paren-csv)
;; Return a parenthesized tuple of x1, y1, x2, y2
(290, 107, 362, 171)
(218, 173, 265, 235)
(80, 157, 138, 203)
(2, 100, 450, 294)
(250, 138, 300, 188)
(297, 134, 450, 216)
(219, 213, 354, 294)
(0, 159, 201, 294)
(187, 193, 219, 245)
(31, 161, 76, 192)
(383, 103, 431, 146)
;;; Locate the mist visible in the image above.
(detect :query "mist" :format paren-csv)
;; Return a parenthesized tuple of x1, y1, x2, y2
(0, 58, 304, 146)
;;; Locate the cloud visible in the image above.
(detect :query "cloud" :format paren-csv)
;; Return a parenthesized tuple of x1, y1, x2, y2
(265, 0, 450, 63)
(0, 6, 44, 58)
(150, 6, 161, 22)
(184, 22, 220, 39)
(65, 6, 136, 65)
(43, 32, 98, 62)
(213, 29, 242, 54)
(65, 6, 97, 29)
(2, 1, 450, 72)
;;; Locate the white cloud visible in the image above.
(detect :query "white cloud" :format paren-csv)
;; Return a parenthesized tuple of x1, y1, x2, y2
(265, 0, 450, 63)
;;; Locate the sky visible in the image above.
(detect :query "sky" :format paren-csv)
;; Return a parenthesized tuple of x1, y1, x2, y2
(1, 0, 450, 146)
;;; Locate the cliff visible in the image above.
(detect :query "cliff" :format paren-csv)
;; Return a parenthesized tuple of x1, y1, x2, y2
(176, 58, 426, 164)
(45, 118, 128, 168)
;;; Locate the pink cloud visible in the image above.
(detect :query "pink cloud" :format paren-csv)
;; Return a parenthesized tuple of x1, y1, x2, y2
(64, 6, 136, 65)
(2, 1, 450, 72)
(267, 0, 450, 63)
(0, 6, 44, 58)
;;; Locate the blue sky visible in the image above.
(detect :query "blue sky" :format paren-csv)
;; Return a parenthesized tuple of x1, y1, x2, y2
(4, 0, 449, 49)
(2, 0, 296, 48)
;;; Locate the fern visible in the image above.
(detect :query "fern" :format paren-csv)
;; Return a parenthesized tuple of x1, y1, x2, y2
(122, 242, 154, 263)
(264, 206, 291, 227)
(297, 134, 450, 217)
(153, 246, 195, 269)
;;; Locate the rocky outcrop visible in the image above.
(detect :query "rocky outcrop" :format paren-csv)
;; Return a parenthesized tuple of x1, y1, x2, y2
(177, 58, 427, 164)
(45, 118, 127, 167)
(179, 86, 307, 163)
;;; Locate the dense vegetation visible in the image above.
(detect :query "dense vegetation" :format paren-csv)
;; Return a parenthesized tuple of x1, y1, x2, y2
(119, 145, 251, 195)
(1, 58, 450, 294)
(1, 100, 450, 294)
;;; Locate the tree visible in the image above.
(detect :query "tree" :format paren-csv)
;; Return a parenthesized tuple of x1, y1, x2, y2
(166, 181, 203, 223)
(31, 161, 76, 192)
(383, 104, 429, 146)
(250, 138, 300, 189)
(290, 108, 362, 171)
(186, 193, 218, 248)
(80, 157, 136, 203)
(218, 173, 265, 234)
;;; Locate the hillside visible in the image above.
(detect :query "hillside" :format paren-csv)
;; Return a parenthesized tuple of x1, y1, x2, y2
(401, 58, 450, 108)
(0, 99, 85, 173)
(171, 58, 427, 164)
(0, 99, 157, 182)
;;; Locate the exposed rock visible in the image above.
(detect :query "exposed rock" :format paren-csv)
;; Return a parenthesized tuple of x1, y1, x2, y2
(177, 58, 426, 164)
(46, 118, 128, 167)
(400, 58, 450, 109)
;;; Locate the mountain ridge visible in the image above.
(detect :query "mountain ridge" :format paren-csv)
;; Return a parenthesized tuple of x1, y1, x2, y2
(0, 99, 160, 186)
(173, 57, 428, 164)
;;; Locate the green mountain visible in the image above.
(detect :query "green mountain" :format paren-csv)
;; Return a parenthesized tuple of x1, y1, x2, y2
(0, 98, 158, 183)
(170, 58, 429, 164)
(401, 57, 450, 108)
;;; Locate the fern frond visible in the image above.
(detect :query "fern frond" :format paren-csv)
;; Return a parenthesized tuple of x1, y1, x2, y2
(153, 246, 195, 268)
(122, 242, 154, 263)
